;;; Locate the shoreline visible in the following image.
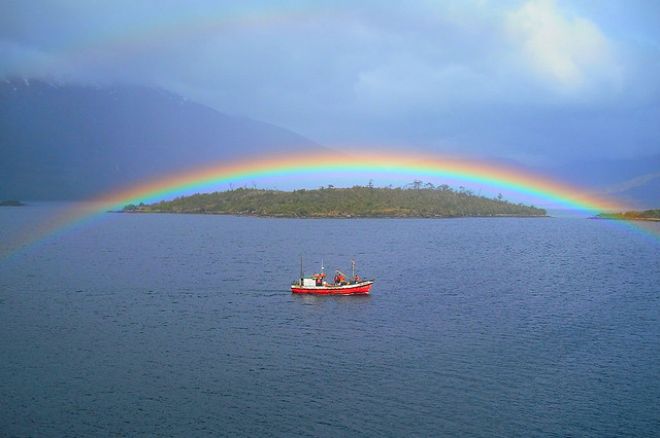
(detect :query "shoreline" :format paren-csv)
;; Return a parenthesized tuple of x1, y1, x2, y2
(113, 210, 550, 219)
(591, 216, 660, 223)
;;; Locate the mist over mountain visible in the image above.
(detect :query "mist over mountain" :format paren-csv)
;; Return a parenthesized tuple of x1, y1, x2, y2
(0, 79, 321, 200)
(547, 156, 660, 209)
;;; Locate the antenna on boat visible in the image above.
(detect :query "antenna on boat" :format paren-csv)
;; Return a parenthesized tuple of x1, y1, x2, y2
(300, 255, 304, 282)
(321, 258, 325, 274)
(352, 259, 356, 279)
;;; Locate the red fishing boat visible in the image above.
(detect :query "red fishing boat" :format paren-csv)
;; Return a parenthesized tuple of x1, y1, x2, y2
(291, 259, 374, 295)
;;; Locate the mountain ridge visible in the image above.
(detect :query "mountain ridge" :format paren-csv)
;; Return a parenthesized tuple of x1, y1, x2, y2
(0, 78, 324, 200)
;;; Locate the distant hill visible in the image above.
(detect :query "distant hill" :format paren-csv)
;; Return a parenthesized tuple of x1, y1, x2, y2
(0, 79, 322, 200)
(546, 155, 660, 209)
(0, 199, 24, 206)
(122, 185, 547, 218)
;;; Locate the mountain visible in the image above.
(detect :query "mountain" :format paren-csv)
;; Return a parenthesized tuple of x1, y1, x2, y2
(2, 79, 657, 206)
(0, 79, 323, 200)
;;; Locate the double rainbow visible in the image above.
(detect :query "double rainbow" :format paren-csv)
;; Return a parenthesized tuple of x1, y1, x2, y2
(31, 5, 327, 74)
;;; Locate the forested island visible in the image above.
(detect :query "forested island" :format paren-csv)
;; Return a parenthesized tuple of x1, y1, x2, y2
(122, 184, 547, 218)
(595, 209, 660, 221)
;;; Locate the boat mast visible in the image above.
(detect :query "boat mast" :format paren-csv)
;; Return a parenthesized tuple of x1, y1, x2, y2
(352, 259, 355, 280)
(300, 255, 304, 283)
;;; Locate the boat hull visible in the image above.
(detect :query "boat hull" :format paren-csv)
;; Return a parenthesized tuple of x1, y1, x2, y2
(291, 281, 373, 295)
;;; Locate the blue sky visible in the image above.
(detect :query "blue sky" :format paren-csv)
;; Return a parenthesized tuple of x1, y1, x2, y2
(2, 0, 659, 166)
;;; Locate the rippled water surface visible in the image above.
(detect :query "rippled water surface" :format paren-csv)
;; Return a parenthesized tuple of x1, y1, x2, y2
(1, 205, 659, 436)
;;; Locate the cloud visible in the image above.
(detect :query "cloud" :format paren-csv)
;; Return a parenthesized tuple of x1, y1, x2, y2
(602, 172, 660, 195)
(506, 0, 621, 92)
(355, 60, 477, 111)
(0, 1, 657, 164)
(0, 40, 71, 79)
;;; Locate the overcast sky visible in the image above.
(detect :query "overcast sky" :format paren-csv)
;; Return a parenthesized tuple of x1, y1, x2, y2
(2, 0, 659, 166)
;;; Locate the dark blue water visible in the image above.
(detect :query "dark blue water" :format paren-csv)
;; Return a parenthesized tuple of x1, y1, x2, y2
(1, 205, 659, 436)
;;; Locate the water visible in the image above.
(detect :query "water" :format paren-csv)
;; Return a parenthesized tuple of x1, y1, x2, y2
(1, 205, 659, 436)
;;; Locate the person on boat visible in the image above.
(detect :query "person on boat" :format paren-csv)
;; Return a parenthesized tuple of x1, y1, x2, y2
(314, 272, 325, 286)
(334, 271, 346, 285)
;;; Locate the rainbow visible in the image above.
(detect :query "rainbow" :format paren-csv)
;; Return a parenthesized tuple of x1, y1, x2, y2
(2, 151, 657, 260)
(30, 5, 329, 74)
(86, 151, 627, 211)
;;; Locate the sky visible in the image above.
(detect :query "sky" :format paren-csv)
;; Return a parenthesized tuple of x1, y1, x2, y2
(2, 0, 660, 167)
